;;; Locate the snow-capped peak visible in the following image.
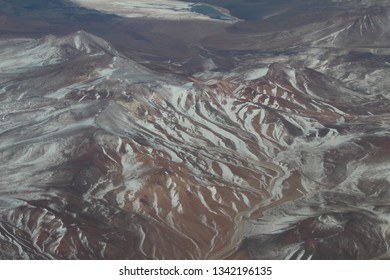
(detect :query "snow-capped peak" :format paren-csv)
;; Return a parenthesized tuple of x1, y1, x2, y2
(39, 30, 117, 55)
(0, 31, 119, 72)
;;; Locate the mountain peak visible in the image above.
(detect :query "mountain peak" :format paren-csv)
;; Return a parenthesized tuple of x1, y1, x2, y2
(39, 30, 117, 55)
(310, 7, 390, 47)
(0, 31, 124, 75)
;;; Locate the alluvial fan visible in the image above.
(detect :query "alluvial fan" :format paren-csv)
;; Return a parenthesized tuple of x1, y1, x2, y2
(1, 0, 390, 260)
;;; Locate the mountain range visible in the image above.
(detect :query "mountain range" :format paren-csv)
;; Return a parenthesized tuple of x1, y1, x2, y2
(1, 0, 390, 259)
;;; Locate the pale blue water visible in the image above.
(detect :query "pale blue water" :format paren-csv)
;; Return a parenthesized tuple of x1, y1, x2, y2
(190, 4, 234, 20)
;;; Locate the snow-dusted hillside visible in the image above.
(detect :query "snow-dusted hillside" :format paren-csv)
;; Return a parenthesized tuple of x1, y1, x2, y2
(1, 1, 390, 260)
